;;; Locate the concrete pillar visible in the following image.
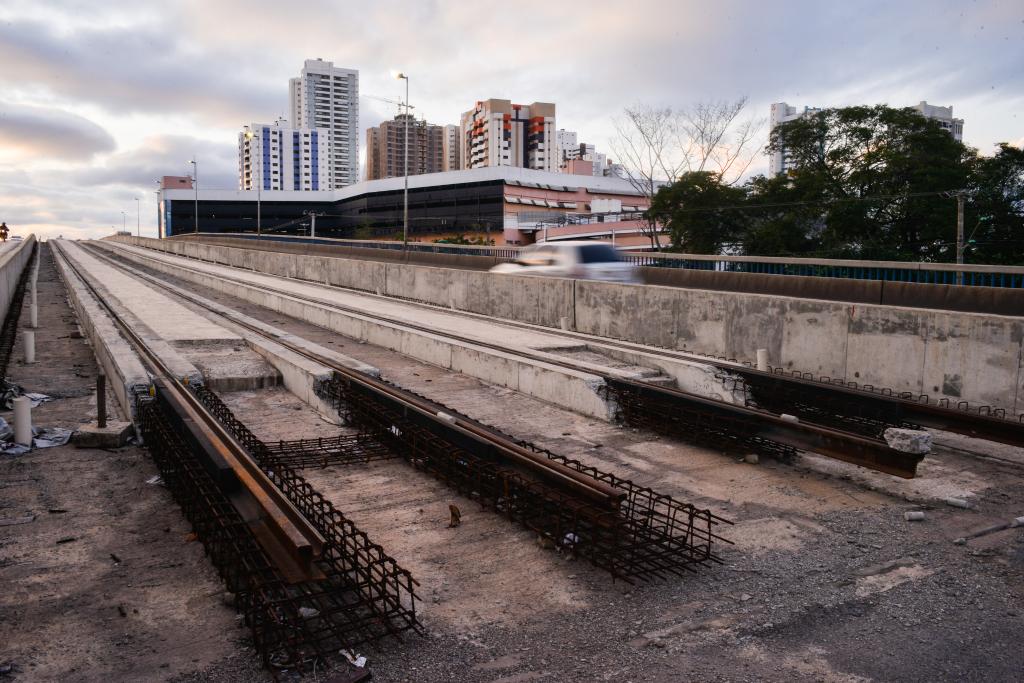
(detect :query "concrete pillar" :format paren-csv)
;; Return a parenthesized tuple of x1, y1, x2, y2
(13, 396, 32, 446)
(23, 331, 35, 364)
(756, 348, 769, 372)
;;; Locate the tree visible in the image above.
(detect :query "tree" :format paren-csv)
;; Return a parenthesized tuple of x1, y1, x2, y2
(611, 98, 761, 250)
(963, 143, 1024, 265)
(648, 172, 746, 253)
(764, 105, 972, 260)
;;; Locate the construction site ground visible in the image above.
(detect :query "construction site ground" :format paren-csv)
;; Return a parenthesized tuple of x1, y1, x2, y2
(1, 244, 1022, 682)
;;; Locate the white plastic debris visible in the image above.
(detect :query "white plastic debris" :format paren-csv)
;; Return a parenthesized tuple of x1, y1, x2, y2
(341, 650, 367, 668)
(145, 475, 165, 486)
(33, 427, 73, 449)
(903, 511, 925, 521)
(780, 413, 799, 423)
(298, 606, 319, 619)
(883, 428, 932, 455)
(744, 453, 759, 465)
(945, 497, 970, 509)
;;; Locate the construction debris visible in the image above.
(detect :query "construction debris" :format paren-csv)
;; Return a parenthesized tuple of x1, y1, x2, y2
(883, 428, 933, 454)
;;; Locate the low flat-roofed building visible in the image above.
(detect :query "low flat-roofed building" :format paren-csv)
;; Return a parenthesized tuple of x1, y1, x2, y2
(157, 166, 652, 245)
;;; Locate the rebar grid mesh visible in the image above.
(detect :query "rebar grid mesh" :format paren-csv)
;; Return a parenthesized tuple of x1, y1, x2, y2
(139, 389, 420, 678)
(601, 378, 799, 462)
(315, 372, 731, 582)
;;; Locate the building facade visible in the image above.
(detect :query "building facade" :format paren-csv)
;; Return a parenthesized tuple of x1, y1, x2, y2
(769, 100, 966, 177)
(238, 119, 329, 191)
(289, 58, 359, 188)
(158, 166, 649, 246)
(366, 114, 445, 180)
(912, 101, 964, 141)
(442, 124, 462, 172)
(555, 129, 579, 166)
(460, 99, 557, 173)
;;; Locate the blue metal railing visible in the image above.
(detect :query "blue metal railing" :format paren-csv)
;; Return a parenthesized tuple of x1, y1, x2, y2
(185, 232, 1024, 289)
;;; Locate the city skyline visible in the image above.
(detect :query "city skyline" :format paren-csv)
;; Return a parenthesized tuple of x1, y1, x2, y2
(0, 0, 1021, 240)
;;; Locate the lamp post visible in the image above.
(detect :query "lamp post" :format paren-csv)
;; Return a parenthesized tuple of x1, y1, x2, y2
(121, 211, 127, 234)
(396, 72, 409, 250)
(188, 158, 198, 235)
(244, 129, 262, 237)
(134, 197, 140, 237)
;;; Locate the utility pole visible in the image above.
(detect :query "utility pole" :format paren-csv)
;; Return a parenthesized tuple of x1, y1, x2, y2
(304, 211, 325, 239)
(955, 191, 965, 286)
(396, 72, 410, 250)
(135, 197, 140, 237)
(189, 158, 198, 235)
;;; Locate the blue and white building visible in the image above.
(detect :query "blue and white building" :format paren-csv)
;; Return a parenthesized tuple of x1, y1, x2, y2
(238, 118, 330, 192)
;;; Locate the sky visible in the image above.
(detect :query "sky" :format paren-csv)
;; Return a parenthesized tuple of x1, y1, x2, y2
(1, 0, 1022, 240)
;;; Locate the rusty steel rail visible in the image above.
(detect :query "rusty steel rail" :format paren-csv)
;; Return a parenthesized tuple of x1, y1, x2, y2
(315, 371, 732, 582)
(602, 377, 926, 479)
(729, 366, 1024, 448)
(52, 241, 421, 676)
(86, 245, 733, 581)
(91, 240, 928, 477)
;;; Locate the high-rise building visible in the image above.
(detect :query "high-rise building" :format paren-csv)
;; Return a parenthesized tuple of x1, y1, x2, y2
(555, 129, 579, 165)
(365, 114, 444, 180)
(768, 102, 822, 177)
(442, 124, 462, 172)
(238, 119, 329, 191)
(460, 99, 557, 172)
(769, 100, 966, 177)
(911, 101, 964, 141)
(289, 59, 359, 188)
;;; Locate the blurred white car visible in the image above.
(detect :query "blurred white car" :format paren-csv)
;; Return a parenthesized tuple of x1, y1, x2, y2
(490, 241, 639, 283)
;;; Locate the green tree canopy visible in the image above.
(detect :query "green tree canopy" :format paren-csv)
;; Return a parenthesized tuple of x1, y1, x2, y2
(648, 171, 746, 253)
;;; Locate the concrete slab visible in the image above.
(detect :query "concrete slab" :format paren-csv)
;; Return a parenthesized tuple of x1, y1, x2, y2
(56, 241, 279, 391)
(74, 420, 134, 448)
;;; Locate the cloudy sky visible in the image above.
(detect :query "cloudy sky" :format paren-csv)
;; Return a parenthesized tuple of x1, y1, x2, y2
(1, 0, 1021, 240)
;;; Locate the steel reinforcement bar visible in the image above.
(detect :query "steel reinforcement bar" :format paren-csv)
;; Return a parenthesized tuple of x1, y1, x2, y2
(314, 371, 732, 582)
(601, 377, 926, 479)
(729, 367, 1024, 447)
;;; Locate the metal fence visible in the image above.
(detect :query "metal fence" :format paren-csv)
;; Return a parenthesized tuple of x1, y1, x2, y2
(190, 232, 1024, 288)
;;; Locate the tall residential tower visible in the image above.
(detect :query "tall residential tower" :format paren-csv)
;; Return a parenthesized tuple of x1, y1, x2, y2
(238, 119, 329, 191)
(460, 99, 557, 172)
(289, 59, 359, 188)
(365, 114, 445, 180)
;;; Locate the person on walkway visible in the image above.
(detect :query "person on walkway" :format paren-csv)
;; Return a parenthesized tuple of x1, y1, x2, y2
(0, 223, 8, 242)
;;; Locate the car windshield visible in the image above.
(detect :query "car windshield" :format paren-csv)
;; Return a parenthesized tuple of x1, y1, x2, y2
(577, 244, 621, 263)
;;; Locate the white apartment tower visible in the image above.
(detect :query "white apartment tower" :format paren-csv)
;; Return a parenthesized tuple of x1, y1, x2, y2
(912, 101, 964, 141)
(289, 59, 359, 188)
(555, 129, 579, 165)
(442, 124, 462, 172)
(238, 119, 330, 191)
(460, 99, 557, 172)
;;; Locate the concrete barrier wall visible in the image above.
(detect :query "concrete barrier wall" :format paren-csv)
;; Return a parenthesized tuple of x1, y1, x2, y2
(110, 235, 1024, 414)
(0, 237, 38, 326)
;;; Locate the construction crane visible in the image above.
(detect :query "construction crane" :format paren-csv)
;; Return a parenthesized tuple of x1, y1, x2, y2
(365, 94, 414, 116)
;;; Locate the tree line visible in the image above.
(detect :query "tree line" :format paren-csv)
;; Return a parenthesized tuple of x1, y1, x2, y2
(621, 103, 1024, 264)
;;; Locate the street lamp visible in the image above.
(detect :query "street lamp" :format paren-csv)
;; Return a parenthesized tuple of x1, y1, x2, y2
(134, 197, 140, 237)
(244, 129, 262, 237)
(188, 158, 198, 235)
(396, 72, 409, 250)
(121, 210, 127, 234)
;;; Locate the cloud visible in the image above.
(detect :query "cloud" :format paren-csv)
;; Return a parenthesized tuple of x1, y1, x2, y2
(0, 104, 115, 162)
(70, 134, 239, 190)
(0, 19, 282, 126)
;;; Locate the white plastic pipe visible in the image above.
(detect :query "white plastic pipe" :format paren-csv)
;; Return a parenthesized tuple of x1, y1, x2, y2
(23, 330, 35, 363)
(30, 302, 38, 328)
(756, 348, 769, 372)
(13, 396, 32, 446)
